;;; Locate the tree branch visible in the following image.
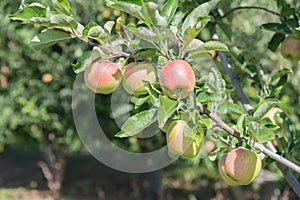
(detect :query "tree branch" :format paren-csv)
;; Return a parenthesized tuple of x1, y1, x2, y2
(212, 33, 300, 197)
(222, 6, 282, 19)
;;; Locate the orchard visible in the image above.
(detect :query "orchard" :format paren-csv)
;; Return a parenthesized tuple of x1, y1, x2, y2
(2, 0, 300, 199)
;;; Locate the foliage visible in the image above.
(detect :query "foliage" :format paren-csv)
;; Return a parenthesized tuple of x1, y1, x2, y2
(4, 0, 300, 196)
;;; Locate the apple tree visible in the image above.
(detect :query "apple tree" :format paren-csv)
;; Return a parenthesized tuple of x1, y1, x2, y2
(9, 0, 300, 198)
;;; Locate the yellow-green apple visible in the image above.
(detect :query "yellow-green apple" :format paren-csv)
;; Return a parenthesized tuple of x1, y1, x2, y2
(84, 61, 122, 94)
(166, 120, 203, 158)
(218, 147, 262, 186)
(281, 36, 300, 61)
(159, 60, 195, 99)
(122, 62, 156, 96)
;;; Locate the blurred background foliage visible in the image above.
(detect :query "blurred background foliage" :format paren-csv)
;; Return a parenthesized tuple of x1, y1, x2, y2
(0, 0, 299, 199)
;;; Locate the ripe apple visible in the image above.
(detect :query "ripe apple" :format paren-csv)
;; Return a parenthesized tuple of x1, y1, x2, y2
(159, 60, 195, 99)
(84, 61, 122, 94)
(218, 147, 262, 186)
(122, 62, 157, 96)
(281, 36, 300, 61)
(166, 120, 203, 158)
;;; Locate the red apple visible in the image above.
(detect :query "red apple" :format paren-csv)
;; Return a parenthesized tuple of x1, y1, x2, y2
(122, 62, 157, 96)
(84, 61, 122, 94)
(218, 147, 262, 185)
(166, 120, 203, 158)
(159, 60, 195, 99)
(281, 36, 300, 61)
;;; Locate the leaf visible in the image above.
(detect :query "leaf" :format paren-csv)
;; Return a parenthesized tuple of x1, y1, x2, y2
(261, 23, 292, 35)
(30, 29, 72, 51)
(189, 40, 228, 57)
(50, 14, 78, 29)
(104, 0, 151, 26)
(252, 99, 279, 121)
(158, 95, 178, 129)
(82, 22, 99, 38)
(271, 68, 293, 81)
(9, 4, 46, 22)
(161, 0, 179, 24)
(115, 108, 157, 138)
(183, 16, 210, 45)
(268, 33, 285, 52)
(257, 128, 275, 143)
(71, 51, 92, 74)
(104, 21, 116, 33)
(197, 91, 223, 103)
(126, 27, 157, 43)
(181, 0, 220, 34)
(236, 114, 247, 135)
(48, 0, 76, 16)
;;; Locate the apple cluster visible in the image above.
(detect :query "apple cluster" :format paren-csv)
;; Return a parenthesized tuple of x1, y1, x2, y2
(84, 58, 195, 99)
(84, 58, 263, 185)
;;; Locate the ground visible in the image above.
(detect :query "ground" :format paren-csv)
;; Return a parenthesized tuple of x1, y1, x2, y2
(0, 145, 298, 200)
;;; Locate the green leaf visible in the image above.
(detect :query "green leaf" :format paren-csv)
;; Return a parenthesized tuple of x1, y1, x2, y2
(197, 91, 223, 103)
(271, 68, 293, 81)
(183, 16, 210, 45)
(217, 21, 232, 40)
(115, 108, 157, 138)
(71, 51, 92, 74)
(268, 33, 285, 52)
(161, 0, 179, 24)
(126, 27, 157, 43)
(257, 128, 275, 143)
(252, 99, 279, 121)
(50, 14, 78, 29)
(158, 95, 178, 129)
(30, 29, 72, 51)
(9, 4, 46, 22)
(236, 114, 247, 135)
(261, 23, 292, 35)
(82, 22, 99, 38)
(189, 40, 228, 57)
(48, 0, 76, 16)
(104, 0, 151, 26)
(181, 0, 220, 34)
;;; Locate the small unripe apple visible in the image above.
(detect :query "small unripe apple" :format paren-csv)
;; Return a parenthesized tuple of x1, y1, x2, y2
(218, 147, 262, 186)
(166, 120, 203, 158)
(122, 62, 156, 96)
(84, 61, 122, 94)
(281, 36, 300, 61)
(159, 60, 195, 99)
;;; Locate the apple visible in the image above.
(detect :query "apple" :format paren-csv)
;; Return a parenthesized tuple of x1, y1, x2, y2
(218, 147, 262, 186)
(159, 60, 195, 99)
(122, 62, 156, 96)
(42, 73, 53, 83)
(281, 36, 300, 61)
(84, 61, 122, 94)
(166, 120, 203, 158)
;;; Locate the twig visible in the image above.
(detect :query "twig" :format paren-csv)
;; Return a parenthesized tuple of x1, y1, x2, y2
(222, 6, 282, 19)
(196, 101, 300, 174)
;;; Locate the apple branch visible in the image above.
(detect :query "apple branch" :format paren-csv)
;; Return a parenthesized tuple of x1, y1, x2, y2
(196, 101, 300, 175)
(211, 33, 300, 197)
(222, 6, 282, 19)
